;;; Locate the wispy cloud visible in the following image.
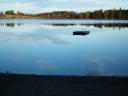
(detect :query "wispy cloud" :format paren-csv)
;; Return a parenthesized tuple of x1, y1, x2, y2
(0, 0, 127, 13)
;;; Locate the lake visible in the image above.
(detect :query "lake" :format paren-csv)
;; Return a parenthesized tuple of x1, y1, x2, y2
(0, 19, 128, 76)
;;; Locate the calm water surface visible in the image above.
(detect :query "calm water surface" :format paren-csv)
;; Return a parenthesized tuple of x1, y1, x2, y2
(0, 19, 128, 76)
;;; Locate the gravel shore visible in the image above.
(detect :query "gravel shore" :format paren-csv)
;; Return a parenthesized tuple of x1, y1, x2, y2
(0, 73, 128, 96)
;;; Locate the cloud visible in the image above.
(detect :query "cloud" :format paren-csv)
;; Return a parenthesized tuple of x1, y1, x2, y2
(0, 2, 42, 13)
(0, 0, 127, 13)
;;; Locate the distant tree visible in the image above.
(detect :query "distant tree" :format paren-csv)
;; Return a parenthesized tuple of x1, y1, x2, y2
(0, 11, 4, 16)
(2, 8, 128, 20)
(17, 11, 20, 15)
(5, 10, 14, 15)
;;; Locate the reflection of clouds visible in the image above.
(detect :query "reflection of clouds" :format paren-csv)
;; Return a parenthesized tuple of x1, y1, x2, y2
(0, 24, 47, 33)
(24, 33, 68, 45)
(36, 59, 56, 70)
(0, 28, 69, 45)
(85, 56, 116, 64)
(0, 23, 87, 32)
(42, 63, 56, 70)
(82, 56, 117, 76)
(0, 23, 73, 45)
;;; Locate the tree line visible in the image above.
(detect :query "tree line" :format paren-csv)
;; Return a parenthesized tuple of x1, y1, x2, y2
(0, 8, 128, 19)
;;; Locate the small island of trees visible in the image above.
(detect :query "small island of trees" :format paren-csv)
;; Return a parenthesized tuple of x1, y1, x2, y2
(0, 8, 128, 19)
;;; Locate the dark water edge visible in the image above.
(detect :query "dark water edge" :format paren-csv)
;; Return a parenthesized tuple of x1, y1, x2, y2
(0, 73, 128, 96)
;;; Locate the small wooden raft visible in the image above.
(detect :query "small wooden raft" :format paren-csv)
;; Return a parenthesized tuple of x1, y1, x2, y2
(73, 31, 90, 35)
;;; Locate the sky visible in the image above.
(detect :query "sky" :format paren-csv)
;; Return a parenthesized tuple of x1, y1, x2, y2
(0, 0, 128, 13)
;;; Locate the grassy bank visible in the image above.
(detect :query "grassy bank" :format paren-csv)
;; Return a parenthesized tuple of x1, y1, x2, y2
(0, 73, 128, 96)
(0, 15, 43, 19)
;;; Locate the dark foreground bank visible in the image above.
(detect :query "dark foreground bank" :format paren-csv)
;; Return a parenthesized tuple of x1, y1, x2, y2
(0, 73, 128, 96)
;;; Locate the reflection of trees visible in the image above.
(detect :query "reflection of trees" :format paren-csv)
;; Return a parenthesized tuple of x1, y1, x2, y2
(2, 23, 128, 29)
(50, 24, 76, 26)
(4, 23, 22, 27)
(50, 23, 128, 29)
(5, 23, 15, 27)
(82, 23, 128, 29)
(0, 23, 4, 26)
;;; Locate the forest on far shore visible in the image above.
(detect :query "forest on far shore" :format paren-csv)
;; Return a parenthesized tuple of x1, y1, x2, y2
(0, 8, 128, 19)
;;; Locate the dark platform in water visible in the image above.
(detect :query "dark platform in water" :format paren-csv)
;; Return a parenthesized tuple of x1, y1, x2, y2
(73, 31, 90, 35)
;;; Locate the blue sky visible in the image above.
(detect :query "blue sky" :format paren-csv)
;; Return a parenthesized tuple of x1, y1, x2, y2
(0, 0, 128, 13)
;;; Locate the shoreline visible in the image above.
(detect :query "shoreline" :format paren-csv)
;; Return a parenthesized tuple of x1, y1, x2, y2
(0, 16, 128, 20)
(0, 73, 128, 96)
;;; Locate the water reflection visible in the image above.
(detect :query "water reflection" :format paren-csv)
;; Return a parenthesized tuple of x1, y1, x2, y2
(0, 31, 69, 45)
(82, 56, 118, 76)
(49, 23, 128, 29)
(5, 23, 15, 27)
(0, 23, 128, 29)
(0, 23, 22, 27)
(0, 20, 128, 76)
(82, 23, 128, 29)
